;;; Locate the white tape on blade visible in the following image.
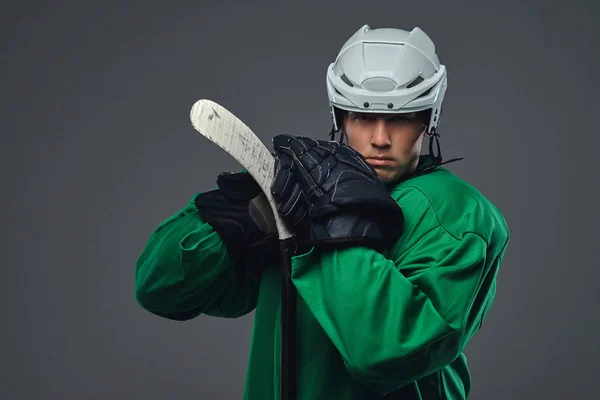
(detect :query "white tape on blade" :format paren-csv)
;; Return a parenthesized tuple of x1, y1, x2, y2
(190, 99, 292, 239)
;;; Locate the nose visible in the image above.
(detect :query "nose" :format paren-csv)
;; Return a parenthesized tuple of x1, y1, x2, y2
(370, 119, 392, 148)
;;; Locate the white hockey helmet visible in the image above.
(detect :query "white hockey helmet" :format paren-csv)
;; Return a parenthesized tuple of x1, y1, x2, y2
(326, 25, 447, 135)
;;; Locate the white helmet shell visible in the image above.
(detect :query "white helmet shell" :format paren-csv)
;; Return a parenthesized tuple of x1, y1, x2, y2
(326, 25, 447, 134)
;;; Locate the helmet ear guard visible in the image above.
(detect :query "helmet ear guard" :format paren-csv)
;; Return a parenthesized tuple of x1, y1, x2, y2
(425, 73, 447, 136)
(328, 105, 347, 142)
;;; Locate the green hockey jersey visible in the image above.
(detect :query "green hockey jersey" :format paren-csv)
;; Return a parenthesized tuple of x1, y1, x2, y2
(134, 160, 510, 399)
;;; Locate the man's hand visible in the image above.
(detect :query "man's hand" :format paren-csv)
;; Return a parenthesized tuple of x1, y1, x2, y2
(271, 134, 404, 252)
(194, 171, 279, 277)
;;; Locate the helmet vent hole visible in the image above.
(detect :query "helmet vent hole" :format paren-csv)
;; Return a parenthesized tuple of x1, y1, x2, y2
(406, 76, 424, 88)
(417, 87, 432, 98)
(340, 74, 354, 87)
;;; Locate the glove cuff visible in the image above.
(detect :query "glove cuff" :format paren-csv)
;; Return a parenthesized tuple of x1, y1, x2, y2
(303, 213, 403, 253)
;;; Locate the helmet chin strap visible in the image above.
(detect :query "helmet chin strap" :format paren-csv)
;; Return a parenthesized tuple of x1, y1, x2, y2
(328, 124, 346, 144)
(425, 126, 464, 169)
(427, 127, 443, 164)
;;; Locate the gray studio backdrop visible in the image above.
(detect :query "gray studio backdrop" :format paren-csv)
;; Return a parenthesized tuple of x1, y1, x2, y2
(1, 1, 598, 399)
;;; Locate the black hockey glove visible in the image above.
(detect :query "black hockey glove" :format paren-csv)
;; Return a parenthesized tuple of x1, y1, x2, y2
(271, 134, 404, 253)
(194, 171, 279, 278)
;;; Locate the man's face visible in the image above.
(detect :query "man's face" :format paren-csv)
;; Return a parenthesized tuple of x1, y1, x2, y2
(342, 111, 427, 184)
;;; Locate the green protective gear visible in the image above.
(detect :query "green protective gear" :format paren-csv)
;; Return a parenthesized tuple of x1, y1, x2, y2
(134, 157, 509, 399)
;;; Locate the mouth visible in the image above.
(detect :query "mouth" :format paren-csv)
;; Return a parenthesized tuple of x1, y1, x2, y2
(366, 157, 395, 166)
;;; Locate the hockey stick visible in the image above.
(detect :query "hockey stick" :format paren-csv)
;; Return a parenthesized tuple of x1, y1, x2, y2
(190, 99, 298, 400)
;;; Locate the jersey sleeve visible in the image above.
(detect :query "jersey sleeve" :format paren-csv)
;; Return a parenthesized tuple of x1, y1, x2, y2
(289, 217, 508, 395)
(134, 194, 261, 321)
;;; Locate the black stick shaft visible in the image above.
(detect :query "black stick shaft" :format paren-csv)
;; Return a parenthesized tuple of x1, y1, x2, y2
(280, 238, 297, 400)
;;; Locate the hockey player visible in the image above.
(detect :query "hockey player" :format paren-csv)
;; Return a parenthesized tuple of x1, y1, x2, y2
(134, 24, 510, 399)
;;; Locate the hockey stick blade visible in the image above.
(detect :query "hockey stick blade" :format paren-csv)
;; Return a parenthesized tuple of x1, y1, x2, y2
(189, 99, 293, 240)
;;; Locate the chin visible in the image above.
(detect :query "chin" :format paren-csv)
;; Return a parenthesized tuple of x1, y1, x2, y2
(376, 171, 398, 184)
(375, 168, 405, 184)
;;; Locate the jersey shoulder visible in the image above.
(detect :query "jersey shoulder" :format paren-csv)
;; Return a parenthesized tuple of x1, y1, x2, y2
(389, 167, 509, 250)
